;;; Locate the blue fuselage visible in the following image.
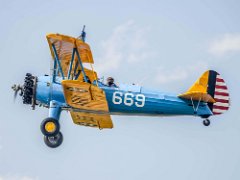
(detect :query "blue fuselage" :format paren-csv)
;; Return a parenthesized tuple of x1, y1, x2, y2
(36, 76, 212, 117)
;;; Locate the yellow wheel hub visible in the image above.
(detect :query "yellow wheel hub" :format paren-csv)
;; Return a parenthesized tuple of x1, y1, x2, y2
(45, 122, 56, 133)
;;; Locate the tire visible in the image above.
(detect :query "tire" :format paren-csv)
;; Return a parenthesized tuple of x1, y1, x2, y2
(203, 119, 210, 126)
(40, 117, 60, 136)
(44, 132, 63, 148)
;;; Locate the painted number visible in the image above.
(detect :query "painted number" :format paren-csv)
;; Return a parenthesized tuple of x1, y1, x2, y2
(112, 92, 145, 108)
(112, 92, 123, 104)
(124, 93, 134, 106)
(135, 94, 145, 107)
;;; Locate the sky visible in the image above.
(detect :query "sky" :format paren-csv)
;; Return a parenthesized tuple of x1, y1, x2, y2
(0, 0, 240, 179)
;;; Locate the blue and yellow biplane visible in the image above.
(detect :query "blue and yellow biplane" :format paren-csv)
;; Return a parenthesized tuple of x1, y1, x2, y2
(12, 28, 230, 148)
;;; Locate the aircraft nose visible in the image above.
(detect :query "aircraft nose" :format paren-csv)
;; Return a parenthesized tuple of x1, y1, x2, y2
(22, 73, 37, 109)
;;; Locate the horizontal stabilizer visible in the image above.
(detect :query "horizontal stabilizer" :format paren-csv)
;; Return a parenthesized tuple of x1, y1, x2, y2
(179, 92, 215, 103)
(178, 71, 215, 103)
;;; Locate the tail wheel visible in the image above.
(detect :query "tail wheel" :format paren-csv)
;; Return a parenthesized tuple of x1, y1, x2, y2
(203, 119, 210, 126)
(44, 132, 63, 148)
(40, 117, 60, 136)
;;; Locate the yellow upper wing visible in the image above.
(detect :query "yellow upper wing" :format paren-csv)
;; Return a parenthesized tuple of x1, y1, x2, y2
(46, 33, 94, 77)
(76, 67, 98, 83)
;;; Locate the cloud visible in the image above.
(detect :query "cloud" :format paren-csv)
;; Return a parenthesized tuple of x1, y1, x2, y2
(208, 33, 240, 56)
(0, 137, 2, 150)
(95, 20, 154, 75)
(0, 175, 38, 180)
(93, 21, 209, 88)
(154, 62, 208, 85)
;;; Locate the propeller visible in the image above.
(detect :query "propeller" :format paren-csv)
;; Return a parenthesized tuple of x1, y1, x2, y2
(11, 84, 23, 102)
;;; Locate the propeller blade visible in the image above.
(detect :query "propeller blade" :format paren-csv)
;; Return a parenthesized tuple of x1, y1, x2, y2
(11, 84, 23, 102)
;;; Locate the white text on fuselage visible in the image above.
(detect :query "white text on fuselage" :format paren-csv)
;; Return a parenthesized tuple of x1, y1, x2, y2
(112, 92, 145, 107)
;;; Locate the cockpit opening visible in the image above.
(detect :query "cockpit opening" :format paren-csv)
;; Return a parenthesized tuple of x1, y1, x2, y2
(106, 77, 117, 88)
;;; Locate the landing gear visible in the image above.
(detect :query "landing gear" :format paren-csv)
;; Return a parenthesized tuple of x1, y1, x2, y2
(41, 101, 63, 148)
(40, 117, 63, 148)
(44, 132, 63, 148)
(40, 117, 60, 136)
(203, 119, 210, 126)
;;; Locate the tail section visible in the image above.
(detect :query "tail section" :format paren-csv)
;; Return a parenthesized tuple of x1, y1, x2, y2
(207, 70, 230, 115)
(179, 70, 230, 115)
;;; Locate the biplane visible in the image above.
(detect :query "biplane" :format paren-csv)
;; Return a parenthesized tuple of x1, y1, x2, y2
(12, 27, 230, 148)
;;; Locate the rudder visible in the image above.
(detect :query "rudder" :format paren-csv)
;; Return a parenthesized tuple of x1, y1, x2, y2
(207, 70, 230, 115)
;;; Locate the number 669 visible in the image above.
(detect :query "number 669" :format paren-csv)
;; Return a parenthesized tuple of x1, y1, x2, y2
(112, 92, 145, 107)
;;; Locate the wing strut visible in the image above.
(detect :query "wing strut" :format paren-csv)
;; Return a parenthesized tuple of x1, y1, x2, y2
(52, 44, 65, 80)
(75, 47, 88, 82)
(90, 63, 98, 86)
(191, 97, 202, 114)
(67, 48, 76, 79)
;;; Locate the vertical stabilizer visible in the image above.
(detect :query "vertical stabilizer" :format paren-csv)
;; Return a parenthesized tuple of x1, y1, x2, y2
(207, 70, 230, 115)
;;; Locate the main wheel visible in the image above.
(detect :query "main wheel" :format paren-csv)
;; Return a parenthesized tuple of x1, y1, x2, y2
(40, 117, 60, 136)
(203, 119, 210, 126)
(44, 132, 63, 148)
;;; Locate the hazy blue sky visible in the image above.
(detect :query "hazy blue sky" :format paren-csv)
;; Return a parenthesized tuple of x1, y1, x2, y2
(0, 0, 240, 179)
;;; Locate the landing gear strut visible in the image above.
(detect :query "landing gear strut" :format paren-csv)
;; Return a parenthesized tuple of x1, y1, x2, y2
(203, 119, 210, 126)
(41, 100, 63, 148)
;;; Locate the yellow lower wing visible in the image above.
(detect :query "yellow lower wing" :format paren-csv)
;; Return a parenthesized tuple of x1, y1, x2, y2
(70, 111, 113, 129)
